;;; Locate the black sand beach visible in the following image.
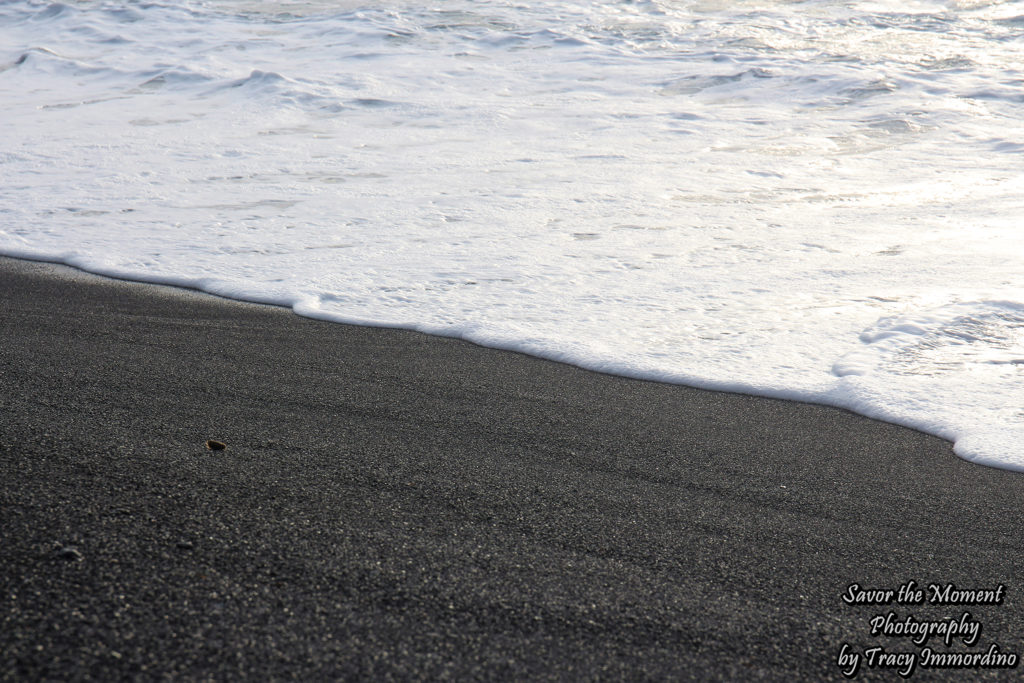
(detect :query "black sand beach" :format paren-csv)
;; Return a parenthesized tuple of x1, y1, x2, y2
(3, 255, 1024, 681)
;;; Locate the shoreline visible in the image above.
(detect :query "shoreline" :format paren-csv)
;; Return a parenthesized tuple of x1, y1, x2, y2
(0, 253, 972, 463)
(3, 255, 1024, 680)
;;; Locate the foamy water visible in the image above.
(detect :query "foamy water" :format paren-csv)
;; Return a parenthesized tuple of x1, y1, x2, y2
(2, 0, 1023, 469)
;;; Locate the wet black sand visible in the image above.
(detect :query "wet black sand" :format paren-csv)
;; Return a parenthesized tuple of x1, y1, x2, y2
(3, 256, 1024, 681)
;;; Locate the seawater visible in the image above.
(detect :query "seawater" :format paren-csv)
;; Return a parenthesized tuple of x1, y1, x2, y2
(2, 0, 1024, 469)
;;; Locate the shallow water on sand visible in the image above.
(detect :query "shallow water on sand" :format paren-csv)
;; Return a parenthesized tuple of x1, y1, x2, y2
(3, 0, 1024, 468)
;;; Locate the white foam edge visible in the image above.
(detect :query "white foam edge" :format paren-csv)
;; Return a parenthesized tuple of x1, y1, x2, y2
(6, 245, 1016, 472)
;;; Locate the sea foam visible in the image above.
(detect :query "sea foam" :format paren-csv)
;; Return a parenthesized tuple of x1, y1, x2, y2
(2, 0, 1024, 469)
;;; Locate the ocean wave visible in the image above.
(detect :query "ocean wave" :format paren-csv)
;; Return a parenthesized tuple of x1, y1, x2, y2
(28, 2, 75, 22)
(3, 45, 124, 81)
(4, 0, 1024, 470)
